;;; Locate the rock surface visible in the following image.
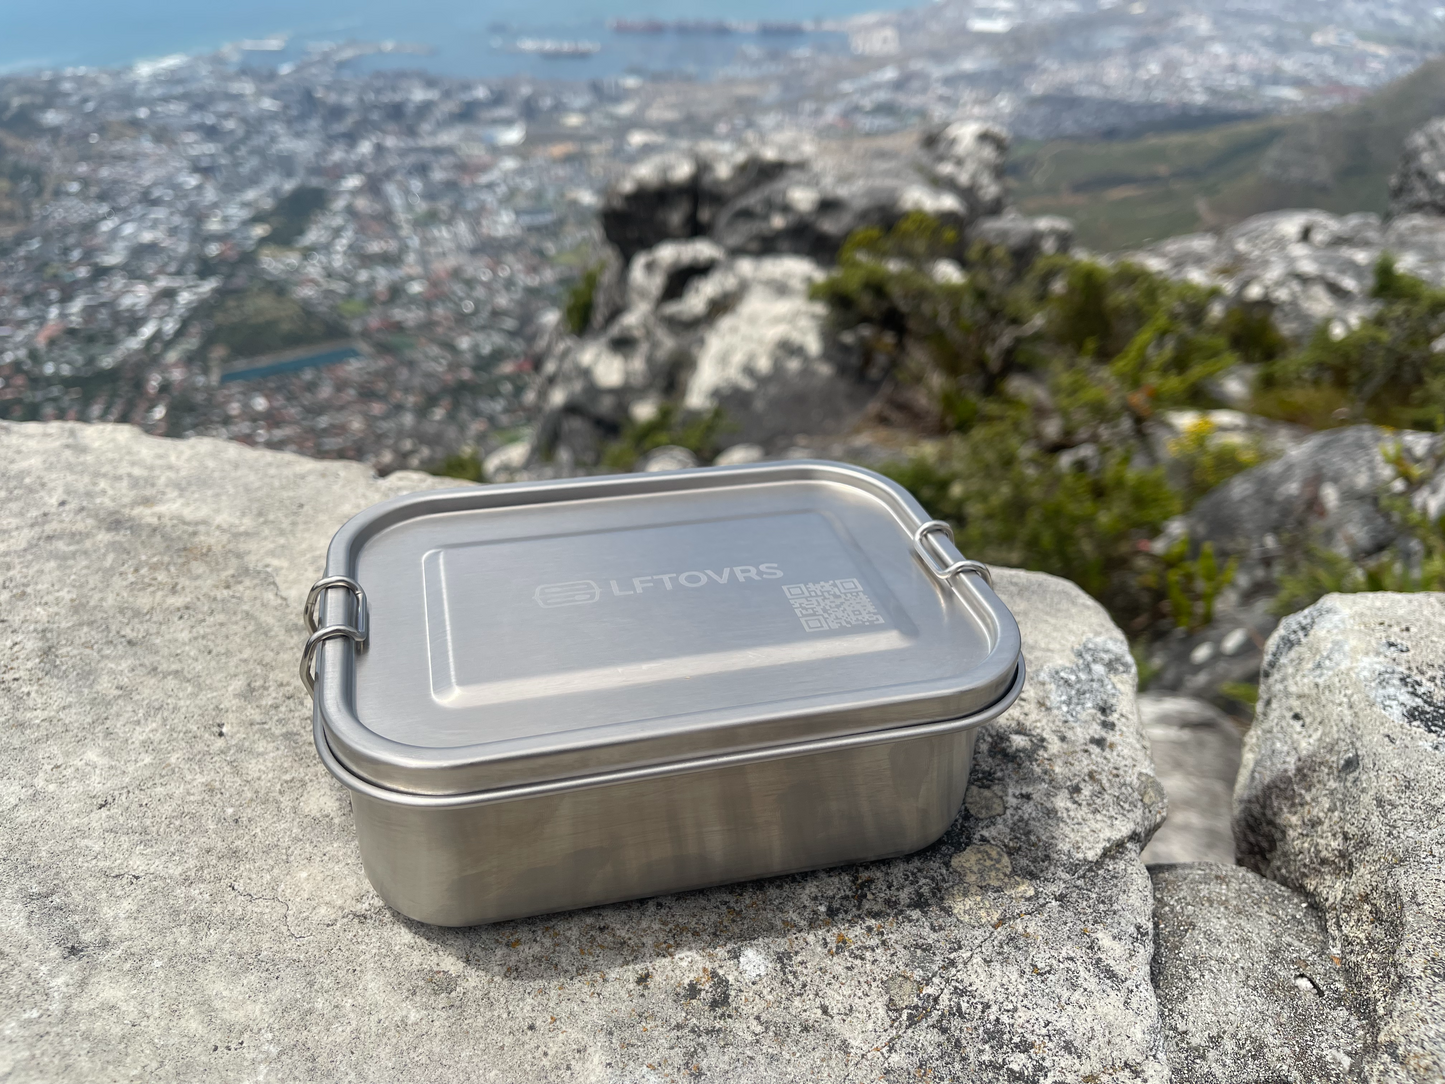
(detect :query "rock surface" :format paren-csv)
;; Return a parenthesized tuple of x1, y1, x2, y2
(1150, 863, 1366, 1083)
(1168, 424, 1442, 607)
(1138, 696, 1243, 866)
(0, 422, 1171, 1082)
(1147, 425, 1444, 705)
(535, 251, 875, 466)
(1389, 116, 1445, 219)
(1237, 593, 1445, 1083)
(1124, 209, 1445, 341)
(532, 127, 1017, 470)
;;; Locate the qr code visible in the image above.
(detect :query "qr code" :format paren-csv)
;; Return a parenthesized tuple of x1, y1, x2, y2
(782, 579, 887, 633)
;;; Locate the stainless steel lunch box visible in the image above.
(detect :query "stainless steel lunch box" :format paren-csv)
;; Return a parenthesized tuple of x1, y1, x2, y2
(303, 460, 1023, 926)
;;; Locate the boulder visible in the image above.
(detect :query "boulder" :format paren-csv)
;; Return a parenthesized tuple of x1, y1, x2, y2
(0, 421, 1172, 1082)
(708, 171, 971, 264)
(1150, 863, 1366, 1083)
(1167, 425, 1443, 606)
(1236, 593, 1445, 1082)
(695, 140, 806, 230)
(1145, 425, 1442, 704)
(1122, 208, 1445, 342)
(1138, 696, 1243, 866)
(680, 255, 875, 443)
(1389, 116, 1445, 218)
(920, 121, 1010, 218)
(534, 253, 876, 466)
(599, 150, 699, 261)
(1124, 210, 1391, 341)
(968, 211, 1074, 265)
(599, 141, 809, 261)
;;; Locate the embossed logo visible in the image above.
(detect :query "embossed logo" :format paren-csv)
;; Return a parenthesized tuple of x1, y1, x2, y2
(533, 580, 601, 607)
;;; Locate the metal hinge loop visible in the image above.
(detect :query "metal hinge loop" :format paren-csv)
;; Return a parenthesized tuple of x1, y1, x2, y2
(301, 624, 366, 696)
(912, 520, 993, 587)
(301, 576, 370, 697)
(305, 575, 368, 637)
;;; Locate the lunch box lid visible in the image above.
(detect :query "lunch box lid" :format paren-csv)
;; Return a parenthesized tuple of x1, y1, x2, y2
(308, 460, 1022, 796)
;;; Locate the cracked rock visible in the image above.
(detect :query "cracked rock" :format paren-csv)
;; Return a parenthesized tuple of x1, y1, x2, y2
(1237, 593, 1445, 1083)
(1151, 862, 1366, 1084)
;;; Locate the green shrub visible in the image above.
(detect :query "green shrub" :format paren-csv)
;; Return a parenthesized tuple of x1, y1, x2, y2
(600, 404, 732, 472)
(426, 451, 485, 483)
(815, 213, 1279, 631)
(564, 264, 602, 336)
(885, 411, 1182, 629)
(1272, 441, 1445, 613)
(1257, 255, 1445, 431)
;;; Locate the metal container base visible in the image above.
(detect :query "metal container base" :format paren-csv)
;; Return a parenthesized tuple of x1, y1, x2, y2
(317, 664, 1021, 927)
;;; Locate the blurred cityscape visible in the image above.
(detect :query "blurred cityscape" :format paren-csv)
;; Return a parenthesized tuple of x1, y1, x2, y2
(0, 0, 1441, 471)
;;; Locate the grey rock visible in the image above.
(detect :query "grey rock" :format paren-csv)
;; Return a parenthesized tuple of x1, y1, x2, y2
(1143, 598, 1277, 708)
(968, 211, 1074, 265)
(600, 149, 699, 261)
(624, 237, 727, 311)
(1122, 208, 1445, 341)
(1147, 424, 1443, 704)
(695, 140, 806, 231)
(709, 170, 971, 265)
(1389, 116, 1445, 218)
(680, 255, 874, 443)
(0, 421, 1170, 1082)
(535, 253, 875, 465)
(1138, 696, 1243, 866)
(1172, 425, 1443, 604)
(712, 442, 766, 465)
(599, 141, 810, 262)
(1150, 863, 1366, 1083)
(919, 121, 1010, 218)
(1237, 593, 1445, 1082)
(637, 444, 698, 471)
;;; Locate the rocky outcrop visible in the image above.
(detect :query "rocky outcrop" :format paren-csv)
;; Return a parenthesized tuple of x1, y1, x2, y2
(534, 249, 874, 465)
(599, 142, 806, 261)
(602, 126, 1009, 267)
(0, 421, 1173, 1082)
(1389, 116, 1445, 218)
(1237, 593, 1445, 1082)
(1124, 209, 1445, 341)
(1167, 425, 1442, 603)
(534, 126, 1019, 470)
(1146, 425, 1443, 704)
(1151, 863, 1367, 1083)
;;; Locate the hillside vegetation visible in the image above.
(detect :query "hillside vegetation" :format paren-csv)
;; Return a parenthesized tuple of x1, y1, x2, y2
(808, 213, 1445, 639)
(1010, 56, 1445, 249)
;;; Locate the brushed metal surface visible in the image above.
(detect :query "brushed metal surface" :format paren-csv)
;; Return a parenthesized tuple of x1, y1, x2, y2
(314, 662, 1022, 926)
(313, 461, 1021, 795)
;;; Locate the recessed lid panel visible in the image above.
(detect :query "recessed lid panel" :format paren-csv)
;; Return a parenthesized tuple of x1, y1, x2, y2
(314, 462, 1021, 795)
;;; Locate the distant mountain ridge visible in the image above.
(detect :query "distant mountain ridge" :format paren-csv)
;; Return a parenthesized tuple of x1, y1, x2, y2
(1011, 55, 1445, 250)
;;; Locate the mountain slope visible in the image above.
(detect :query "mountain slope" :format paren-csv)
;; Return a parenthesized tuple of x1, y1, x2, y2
(1010, 56, 1445, 249)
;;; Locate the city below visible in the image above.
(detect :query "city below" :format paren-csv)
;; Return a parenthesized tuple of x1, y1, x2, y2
(0, 0, 1441, 472)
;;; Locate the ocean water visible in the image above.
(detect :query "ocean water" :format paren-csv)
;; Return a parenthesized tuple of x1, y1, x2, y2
(3, 0, 882, 79)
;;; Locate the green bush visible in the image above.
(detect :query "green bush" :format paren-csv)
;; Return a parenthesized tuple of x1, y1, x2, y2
(600, 404, 732, 472)
(814, 212, 1277, 631)
(426, 451, 485, 483)
(1257, 255, 1445, 431)
(885, 413, 1182, 629)
(564, 264, 602, 336)
(1272, 441, 1445, 613)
